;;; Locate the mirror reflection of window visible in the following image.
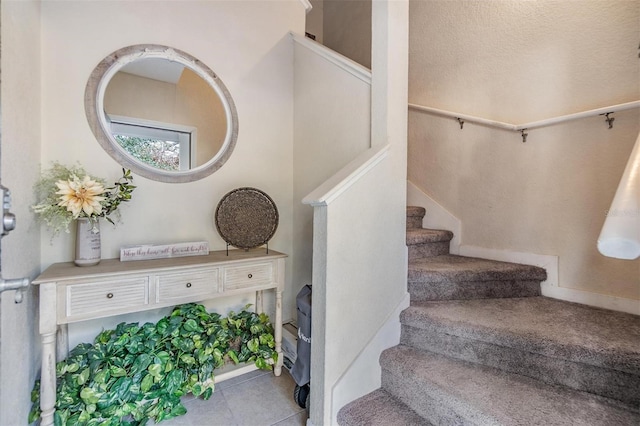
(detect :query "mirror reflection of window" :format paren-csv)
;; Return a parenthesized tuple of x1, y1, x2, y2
(103, 58, 227, 171)
(110, 117, 194, 171)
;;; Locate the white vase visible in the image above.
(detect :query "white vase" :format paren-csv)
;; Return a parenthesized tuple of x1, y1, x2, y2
(75, 217, 101, 266)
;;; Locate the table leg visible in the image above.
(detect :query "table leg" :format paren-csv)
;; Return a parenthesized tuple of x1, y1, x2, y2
(39, 282, 57, 426)
(274, 289, 283, 376)
(40, 331, 56, 426)
(255, 290, 263, 314)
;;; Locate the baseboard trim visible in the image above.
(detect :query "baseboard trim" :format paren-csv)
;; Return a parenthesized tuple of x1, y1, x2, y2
(459, 245, 559, 287)
(459, 245, 639, 315)
(540, 283, 640, 315)
(331, 292, 411, 424)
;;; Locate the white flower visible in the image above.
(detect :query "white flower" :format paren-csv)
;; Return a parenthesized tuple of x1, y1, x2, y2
(55, 175, 106, 218)
(32, 163, 135, 237)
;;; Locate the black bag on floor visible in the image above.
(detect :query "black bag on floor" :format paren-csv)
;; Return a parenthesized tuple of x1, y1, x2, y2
(291, 285, 312, 409)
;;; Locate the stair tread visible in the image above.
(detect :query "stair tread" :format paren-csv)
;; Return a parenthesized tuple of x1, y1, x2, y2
(337, 388, 428, 426)
(402, 296, 640, 375)
(406, 206, 426, 217)
(406, 228, 453, 244)
(408, 254, 547, 282)
(382, 345, 640, 425)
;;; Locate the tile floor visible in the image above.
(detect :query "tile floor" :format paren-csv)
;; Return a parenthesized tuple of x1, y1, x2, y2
(160, 368, 308, 426)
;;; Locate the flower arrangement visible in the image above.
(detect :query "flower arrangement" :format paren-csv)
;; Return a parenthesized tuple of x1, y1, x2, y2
(32, 162, 136, 236)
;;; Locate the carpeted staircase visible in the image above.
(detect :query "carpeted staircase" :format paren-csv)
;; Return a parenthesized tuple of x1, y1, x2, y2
(337, 206, 640, 425)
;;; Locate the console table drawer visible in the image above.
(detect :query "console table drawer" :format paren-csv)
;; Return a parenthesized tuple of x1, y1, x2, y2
(156, 269, 219, 303)
(66, 277, 149, 319)
(223, 262, 273, 291)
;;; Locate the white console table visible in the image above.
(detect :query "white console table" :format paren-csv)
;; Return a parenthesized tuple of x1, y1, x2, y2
(33, 249, 286, 426)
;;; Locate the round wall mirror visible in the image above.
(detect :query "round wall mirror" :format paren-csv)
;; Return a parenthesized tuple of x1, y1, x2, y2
(85, 44, 238, 183)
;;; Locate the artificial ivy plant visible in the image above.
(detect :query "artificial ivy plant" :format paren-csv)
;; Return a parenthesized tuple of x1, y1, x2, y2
(29, 303, 278, 425)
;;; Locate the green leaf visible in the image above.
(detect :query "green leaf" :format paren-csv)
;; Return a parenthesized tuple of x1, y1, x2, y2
(255, 357, 268, 370)
(148, 363, 163, 381)
(131, 353, 152, 375)
(122, 402, 137, 416)
(97, 391, 119, 411)
(156, 318, 169, 335)
(113, 376, 133, 401)
(164, 370, 183, 395)
(191, 383, 204, 396)
(77, 367, 91, 386)
(80, 387, 100, 405)
(67, 413, 82, 426)
(78, 408, 91, 423)
(53, 409, 63, 426)
(155, 351, 171, 365)
(28, 406, 40, 424)
(202, 387, 213, 400)
(93, 369, 110, 386)
(198, 364, 214, 383)
(180, 354, 196, 365)
(109, 365, 126, 377)
(66, 363, 80, 374)
(187, 374, 198, 387)
(173, 337, 194, 353)
(125, 337, 145, 354)
(183, 318, 198, 332)
(227, 350, 240, 364)
(140, 373, 154, 393)
(247, 338, 259, 353)
(168, 403, 187, 418)
(259, 333, 274, 347)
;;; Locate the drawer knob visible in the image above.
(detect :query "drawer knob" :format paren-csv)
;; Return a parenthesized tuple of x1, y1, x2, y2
(186, 282, 192, 288)
(106, 293, 114, 299)
(248, 273, 253, 279)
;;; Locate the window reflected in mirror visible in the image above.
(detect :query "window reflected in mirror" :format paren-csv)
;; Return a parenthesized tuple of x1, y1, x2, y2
(85, 45, 238, 183)
(103, 58, 228, 171)
(110, 118, 192, 171)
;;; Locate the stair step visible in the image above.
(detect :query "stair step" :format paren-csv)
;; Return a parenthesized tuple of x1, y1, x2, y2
(406, 228, 453, 245)
(406, 206, 426, 229)
(407, 228, 453, 259)
(337, 388, 428, 426)
(409, 255, 547, 282)
(408, 255, 545, 300)
(381, 345, 640, 425)
(400, 297, 640, 408)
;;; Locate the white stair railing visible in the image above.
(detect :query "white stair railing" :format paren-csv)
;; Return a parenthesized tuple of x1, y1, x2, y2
(303, 143, 407, 425)
(409, 101, 640, 142)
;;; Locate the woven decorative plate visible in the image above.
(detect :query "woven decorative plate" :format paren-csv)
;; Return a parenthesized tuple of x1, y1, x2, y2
(215, 187, 279, 249)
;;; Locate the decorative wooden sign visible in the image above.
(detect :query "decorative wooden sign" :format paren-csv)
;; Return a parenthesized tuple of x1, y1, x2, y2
(120, 241, 209, 261)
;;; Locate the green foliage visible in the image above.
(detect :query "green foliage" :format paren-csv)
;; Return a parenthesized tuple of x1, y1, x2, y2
(29, 304, 278, 425)
(101, 168, 136, 226)
(114, 136, 180, 171)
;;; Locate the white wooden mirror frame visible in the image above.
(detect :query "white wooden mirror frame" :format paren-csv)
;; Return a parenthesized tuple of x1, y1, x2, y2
(85, 44, 239, 183)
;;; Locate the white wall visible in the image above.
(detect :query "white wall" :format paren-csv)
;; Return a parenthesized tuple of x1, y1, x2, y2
(306, 0, 324, 43)
(408, 0, 640, 304)
(292, 36, 371, 322)
(323, 0, 372, 69)
(0, 1, 43, 424)
(302, 1, 408, 422)
(40, 0, 304, 342)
